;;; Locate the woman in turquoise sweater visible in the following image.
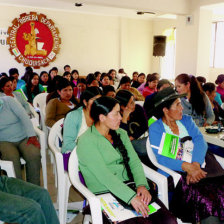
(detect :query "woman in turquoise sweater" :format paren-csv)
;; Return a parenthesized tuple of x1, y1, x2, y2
(77, 96, 177, 224)
(21, 72, 45, 104)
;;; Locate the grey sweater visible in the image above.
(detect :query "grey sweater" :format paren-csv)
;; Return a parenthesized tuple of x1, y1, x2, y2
(181, 94, 215, 127)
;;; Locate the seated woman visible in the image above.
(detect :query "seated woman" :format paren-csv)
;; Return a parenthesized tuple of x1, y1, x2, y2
(47, 67, 58, 93)
(0, 96, 41, 185)
(75, 78, 87, 99)
(45, 78, 78, 127)
(131, 71, 139, 88)
(132, 73, 145, 89)
(0, 76, 32, 116)
(63, 71, 72, 82)
(175, 73, 215, 127)
(117, 76, 144, 101)
(115, 90, 148, 141)
(102, 85, 116, 98)
(115, 90, 149, 165)
(142, 74, 159, 98)
(21, 72, 45, 104)
(77, 96, 177, 224)
(203, 82, 224, 122)
(203, 82, 224, 157)
(148, 87, 224, 224)
(71, 69, 80, 87)
(62, 87, 102, 164)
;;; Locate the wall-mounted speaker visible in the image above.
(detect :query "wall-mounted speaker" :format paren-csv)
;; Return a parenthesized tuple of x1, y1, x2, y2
(153, 35, 166, 57)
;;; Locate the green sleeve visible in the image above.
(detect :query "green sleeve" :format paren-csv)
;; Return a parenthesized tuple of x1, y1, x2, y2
(77, 136, 136, 204)
(62, 110, 81, 153)
(119, 130, 149, 189)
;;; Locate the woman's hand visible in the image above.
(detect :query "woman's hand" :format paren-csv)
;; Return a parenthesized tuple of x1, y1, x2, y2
(182, 162, 207, 185)
(26, 136, 40, 149)
(122, 106, 133, 123)
(137, 186, 152, 206)
(131, 195, 150, 218)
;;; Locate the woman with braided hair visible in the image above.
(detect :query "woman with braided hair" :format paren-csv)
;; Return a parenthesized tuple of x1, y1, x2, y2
(77, 96, 177, 224)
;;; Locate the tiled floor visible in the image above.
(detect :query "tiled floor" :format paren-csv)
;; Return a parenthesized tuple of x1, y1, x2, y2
(39, 151, 85, 224)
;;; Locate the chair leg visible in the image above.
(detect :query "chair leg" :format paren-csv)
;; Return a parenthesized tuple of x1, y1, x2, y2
(41, 148, 47, 189)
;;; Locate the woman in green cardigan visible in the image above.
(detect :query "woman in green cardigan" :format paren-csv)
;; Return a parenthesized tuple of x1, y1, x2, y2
(77, 96, 177, 224)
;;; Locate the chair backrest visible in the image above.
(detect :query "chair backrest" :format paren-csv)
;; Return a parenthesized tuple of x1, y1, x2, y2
(135, 101, 144, 107)
(33, 93, 48, 131)
(29, 103, 40, 127)
(146, 137, 181, 186)
(68, 148, 103, 224)
(48, 118, 64, 153)
(0, 160, 16, 177)
(146, 137, 159, 165)
(33, 92, 48, 110)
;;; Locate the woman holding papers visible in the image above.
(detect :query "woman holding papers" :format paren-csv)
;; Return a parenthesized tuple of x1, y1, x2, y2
(77, 96, 177, 224)
(148, 87, 224, 224)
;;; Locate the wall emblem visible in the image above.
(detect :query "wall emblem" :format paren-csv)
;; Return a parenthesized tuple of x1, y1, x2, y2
(7, 12, 61, 68)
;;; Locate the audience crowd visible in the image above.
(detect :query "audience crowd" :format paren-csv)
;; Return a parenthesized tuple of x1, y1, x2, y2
(0, 65, 224, 224)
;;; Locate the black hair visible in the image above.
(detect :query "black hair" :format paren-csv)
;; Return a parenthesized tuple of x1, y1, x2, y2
(94, 71, 101, 78)
(138, 73, 145, 78)
(108, 69, 116, 76)
(9, 68, 19, 77)
(78, 78, 86, 85)
(157, 79, 171, 90)
(115, 89, 133, 107)
(202, 82, 216, 93)
(0, 73, 8, 79)
(102, 85, 115, 96)
(64, 65, 70, 70)
(9, 76, 16, 82)
(91, 96, 133, 181)
(144, 73, 159, 87)
(86, 73, 96, 86)
(196, 76, 206, 85)
(25, 66, 33, 73)
(65, 86, 102, 118)
(0, 77, 10, 92)
(175, 73, 205, 116)
(100, 73, 110, 81)
(63, 71, 71, 77)
(56, 78, 72, 91)
(117, 76, 131, 89)
(79, 86, 102, 109)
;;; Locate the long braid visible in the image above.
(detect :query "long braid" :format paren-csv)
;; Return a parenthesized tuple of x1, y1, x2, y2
(109, 130, 134, 181)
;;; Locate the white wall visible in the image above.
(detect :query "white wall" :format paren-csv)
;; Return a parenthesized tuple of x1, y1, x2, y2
(0, 5, 153, 77)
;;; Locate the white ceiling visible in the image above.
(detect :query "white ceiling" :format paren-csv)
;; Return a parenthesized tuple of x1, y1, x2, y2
(0, 0, 190, 20)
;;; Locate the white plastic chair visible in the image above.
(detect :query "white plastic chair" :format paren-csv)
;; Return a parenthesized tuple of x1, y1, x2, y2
(68, 147, 169, 224)
(48, 118, 83, 224)
(135, 100, 144, 107)
(33, 93, 48, 141)
(0, 160, 16, 178)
